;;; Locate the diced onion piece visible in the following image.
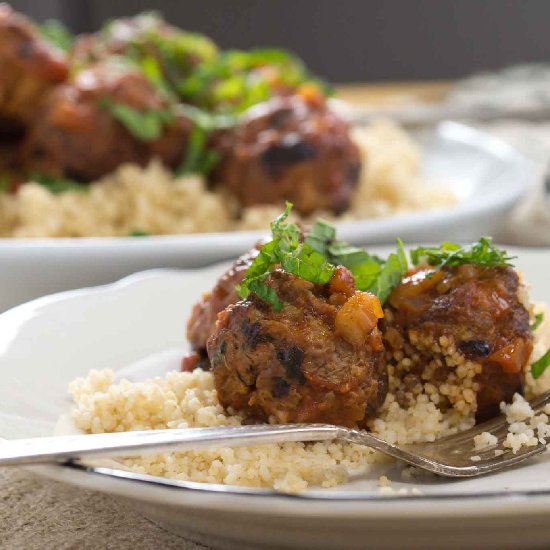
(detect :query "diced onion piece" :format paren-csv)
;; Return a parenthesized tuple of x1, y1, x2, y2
(335, 291, 383, 346)
(488, 338, 531, 374)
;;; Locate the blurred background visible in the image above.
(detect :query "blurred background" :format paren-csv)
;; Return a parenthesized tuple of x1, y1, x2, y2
(9, 0, 550, 83)
(3, 0, 550, 252)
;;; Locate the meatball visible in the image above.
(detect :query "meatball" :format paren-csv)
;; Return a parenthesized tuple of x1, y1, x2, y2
(211, 94, 362, 215)
(383, 264, 533, 421)
(0, 4, 68, 129)
(187, 246, 260, 355)
(72, 12, 217, 84)
(206, 267, 387, 427)
(24, 60, 192, 182)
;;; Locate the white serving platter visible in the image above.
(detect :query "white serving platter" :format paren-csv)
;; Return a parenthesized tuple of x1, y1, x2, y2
(0, 245, 549, 549)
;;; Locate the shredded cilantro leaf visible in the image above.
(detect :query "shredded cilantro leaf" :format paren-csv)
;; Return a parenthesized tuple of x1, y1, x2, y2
(175, 124, 219, 176)
(326, 242, 383, 292)
(40, 20, 73, 51)
(248, 278, 284, 312)
(128, 229, 150, 237)
(0, 175, 10, 193)
(173, 104, 235, 176)
(366, 239, 408, 304)
(280, 243, 335, 285)
(410, 237, 515, 270)
(531, 349, 550, 379)
(236, 203, 335, 310)
(304, 219, 336, 255)
(238, 205, 408, 310)
(138, 55, 174, 97)
(177, 48, 329, 114)
(31, 174, 88, 195)
(305, 219, 404, 298)
(99, 98, 175, 142)
(532, 312, 545, 332)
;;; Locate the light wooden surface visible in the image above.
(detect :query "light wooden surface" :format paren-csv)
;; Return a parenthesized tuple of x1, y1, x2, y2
(335, 81, 452, 106)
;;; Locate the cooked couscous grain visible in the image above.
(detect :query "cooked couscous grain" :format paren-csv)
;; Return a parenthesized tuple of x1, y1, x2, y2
(0, 121, 455, 238)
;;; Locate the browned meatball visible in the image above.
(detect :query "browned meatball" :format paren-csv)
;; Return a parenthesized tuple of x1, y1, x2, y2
(24, 60, 191, 182)
(383, 265, 533, 421)
(206, 267, 387, 427)
(187, 246, 260, 355)
(0, 4, 68, 130)
(211, 94, 362, 216)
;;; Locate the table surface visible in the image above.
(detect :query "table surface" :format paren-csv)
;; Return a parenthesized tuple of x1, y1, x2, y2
(336, 80, 452, 106)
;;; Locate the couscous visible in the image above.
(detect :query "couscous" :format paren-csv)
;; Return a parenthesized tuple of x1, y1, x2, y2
(68, 212, 550, 492)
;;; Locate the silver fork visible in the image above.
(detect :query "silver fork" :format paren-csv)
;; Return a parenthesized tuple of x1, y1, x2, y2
(2, 391, 550, 477)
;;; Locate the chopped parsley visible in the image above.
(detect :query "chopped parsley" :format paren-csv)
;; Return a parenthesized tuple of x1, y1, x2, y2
(128, 229, 150, 237)
(31, 174, 88, 195)
(532, 312, 545, 332)
(177, 48, 329, 114)
(175, 121, 219, 176)
(305, 219, 407, 303)
(0, 174, 10, 193)
(174, 104, 235, 176)
(237, 205, 408, 310)
(236, 203, 335, 311)
(367, 240, 408, 305)
(531, 349, 550, 379)
(40, 19, 73, 51)
(99, 97, 176, 142)
(410, 237, 515, 270)
(138, 55, 174, 97)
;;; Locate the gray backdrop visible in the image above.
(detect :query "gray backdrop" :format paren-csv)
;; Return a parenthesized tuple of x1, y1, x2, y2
(10, 0, 550, 82)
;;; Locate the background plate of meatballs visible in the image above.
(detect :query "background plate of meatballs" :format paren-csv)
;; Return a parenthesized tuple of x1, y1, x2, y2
(1, 206, 550, 548)
(0, 4, 536, 310)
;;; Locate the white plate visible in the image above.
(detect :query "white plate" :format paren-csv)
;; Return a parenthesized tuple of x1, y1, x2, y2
(1, 246, 549, 550)
(0, 121, 535, 312)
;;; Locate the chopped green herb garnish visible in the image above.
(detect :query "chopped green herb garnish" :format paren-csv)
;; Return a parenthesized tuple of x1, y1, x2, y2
(0, 175, 10, 193)
(177, 47, 329, 114)
(173, 104, 235, 176)
(128, 229, 150, 237)
(532, 312, 545, 331)
(40, 19, 73, 51)
(326, 242, 383, 292)
(238, 205, 408, 310)
(531, 349, 550, 379)
(95, 11, 217, 90)
(99, 97, 175, 142)
(305, 219, 406, 300)
(236, 203, 335, 310)
(138, 55, 173, 97)
(175, 124, 220, 176)
(304, 219, 336, 255)
(368, 239, 408, 304)
(31, 174, 88, 195)
(410, 237, 515, 270)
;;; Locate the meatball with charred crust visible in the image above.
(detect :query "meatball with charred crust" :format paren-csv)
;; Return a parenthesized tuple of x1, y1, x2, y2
(0, 3, 68, 131)
(383, 264, 533, 421)
(24, 60, 192, 182)
(211, 94, 362, 216)
(207, 266, 387, 427)
(187, 246, 260, 358)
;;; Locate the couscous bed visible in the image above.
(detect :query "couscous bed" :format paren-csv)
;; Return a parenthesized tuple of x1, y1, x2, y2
(68, 218, 550, 492)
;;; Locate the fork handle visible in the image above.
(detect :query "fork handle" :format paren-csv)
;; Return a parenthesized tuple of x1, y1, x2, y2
(0, 424, 343, 466)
